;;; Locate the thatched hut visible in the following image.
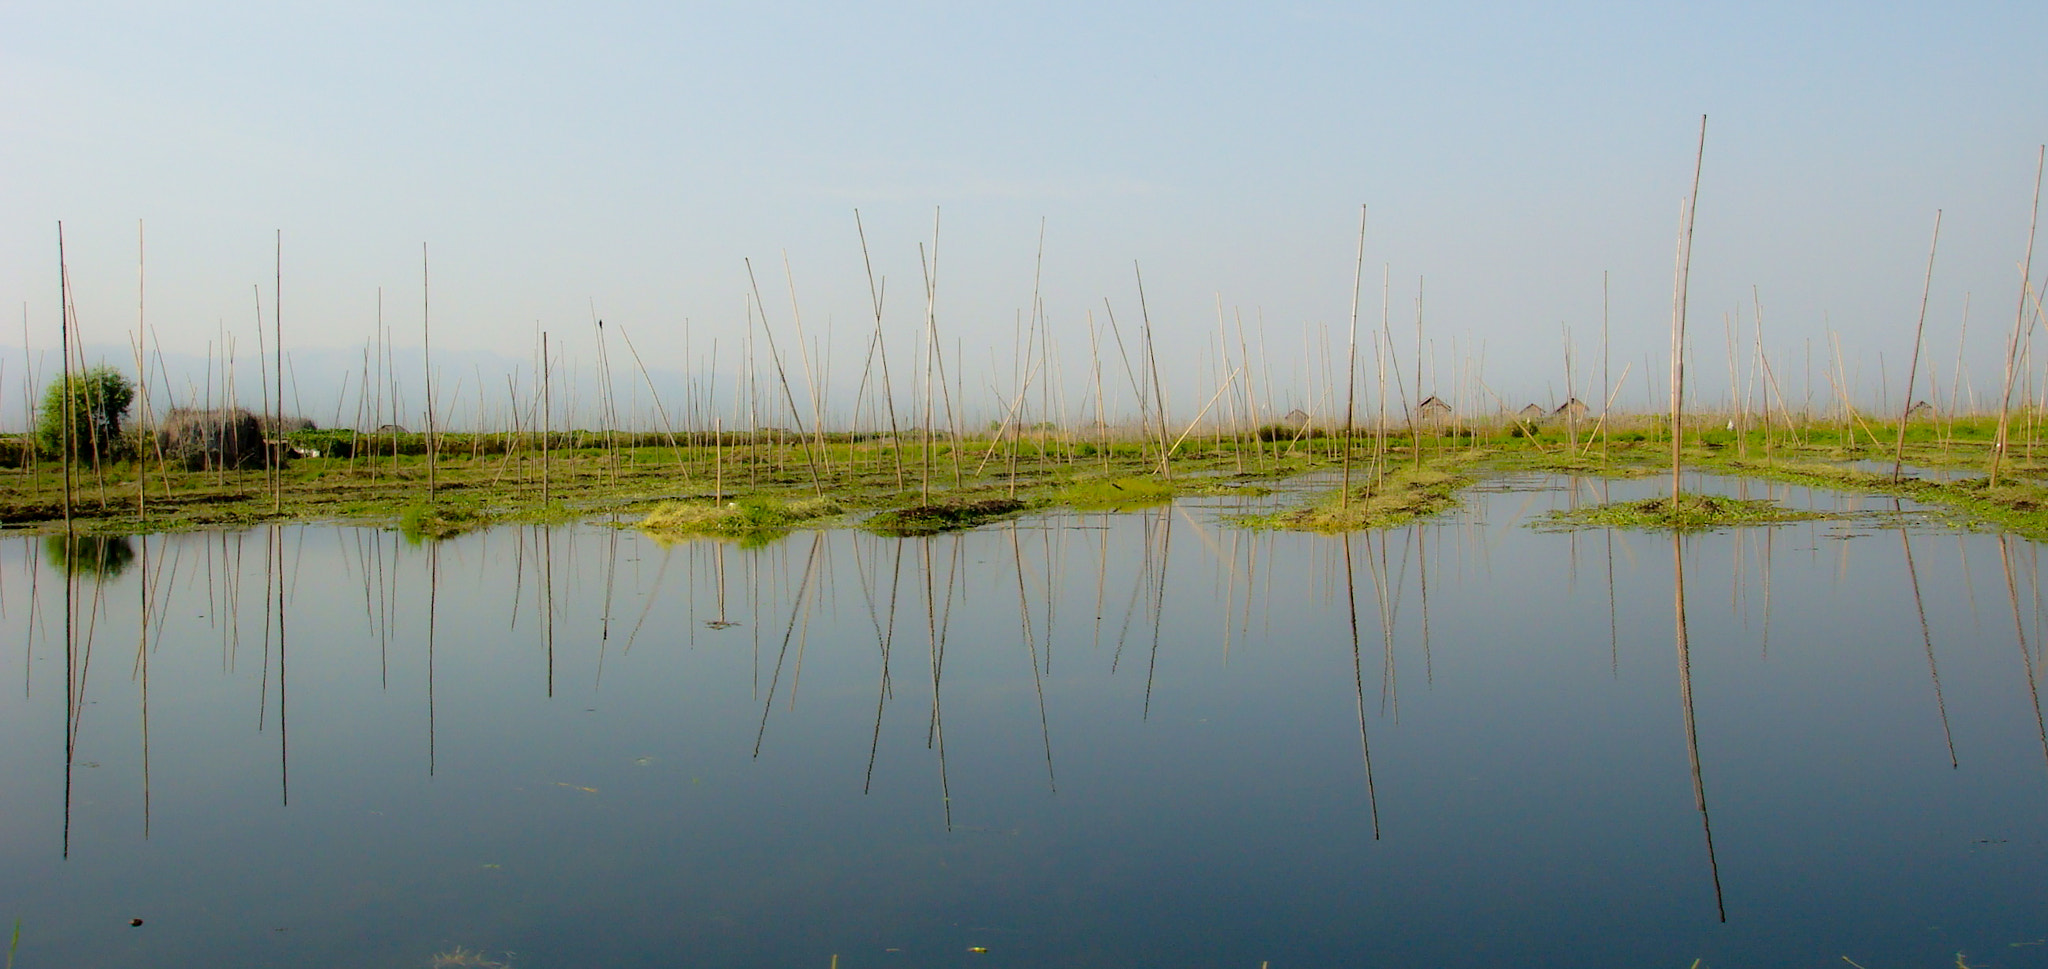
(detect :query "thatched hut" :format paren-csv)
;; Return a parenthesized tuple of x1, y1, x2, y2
(1417, 395, 1452, 420)
(157, 407, 268, 470)
(1518, 403, 1546, 421)
(1907, 400, 1935, 420)
(1553, 398, 1589, 420)
(258, 414, 317, 436)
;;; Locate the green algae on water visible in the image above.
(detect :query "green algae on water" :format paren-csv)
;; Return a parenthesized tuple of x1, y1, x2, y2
(1237, 466, 1469, 532)
(1535, 493, 1826, 533)
(863, 497, 1029, 536)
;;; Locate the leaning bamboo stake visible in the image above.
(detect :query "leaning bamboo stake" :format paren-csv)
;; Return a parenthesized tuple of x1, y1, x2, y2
(134, 220, 148, 524)
(1892, 210, 1943, 482)
(1670, 115, 1708, 503)
(854, 210, 907, 492)
(273, 231, 284, 513)
(615, 324, 685, 465)
(781, 253, 833, 478)
(744, 260, 824, 496)
(422, 243, 436, 502)
(57, 222, 73, 531)
(1167, 365, 1245, 457)
(1993, 145, 2044, 487)
(542, 330, 551, 506)
(1574, 363, 1635, 460)
(1341, 205, 1366, 509)
(1134, 262, 1172, 478)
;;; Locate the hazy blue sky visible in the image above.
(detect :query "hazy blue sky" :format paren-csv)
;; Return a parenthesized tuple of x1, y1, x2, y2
(4, 1, 2046, 423)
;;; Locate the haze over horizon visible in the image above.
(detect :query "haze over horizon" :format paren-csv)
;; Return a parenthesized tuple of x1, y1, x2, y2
(5, 2, 2046, 426)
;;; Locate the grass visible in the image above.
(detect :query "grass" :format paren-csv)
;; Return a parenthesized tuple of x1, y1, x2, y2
(8, 413, 2048, 541)
(1058, 475, 1178, 510)
(1238, 464, 1472, 532)
(1535, 493, 1829, 532)
(399, 502, 488, 543)
(429, 947, 511, 969)
(639, 496, 844, 545)
(863, 497, 1030, 536)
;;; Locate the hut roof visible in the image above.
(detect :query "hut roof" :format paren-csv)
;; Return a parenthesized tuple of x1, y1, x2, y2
(1554, 397, 1589, 416)
(1518, 403, 1546, 418)
(1417, 395, 1452, 415)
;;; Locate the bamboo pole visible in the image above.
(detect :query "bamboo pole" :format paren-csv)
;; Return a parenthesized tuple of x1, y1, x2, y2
(423, 243, 436, 502)
(1993, 145, 2044, 486)
(1670, 115, 1708, 503)
(1342, 205, 1366, 509)
(1892, 210, 1943, 482)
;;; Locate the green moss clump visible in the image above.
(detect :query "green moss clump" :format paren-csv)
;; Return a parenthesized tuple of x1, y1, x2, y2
(1536, 493, 1825, 532)
(1240, 466, 1469, 532)
(1059, 476, 1177, 510)
(638, 496, 842, 542)
(864, 497, 1029, 536)
(399, 503, 490, 543)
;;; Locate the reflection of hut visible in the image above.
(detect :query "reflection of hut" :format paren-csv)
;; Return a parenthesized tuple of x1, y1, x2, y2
(1417, 395, 1452, 419)
(1553, 398, 1589, 420)
(157, 407, 267, 470)
(1907, 400, 1935, 420)
(1518, 403, 1546, 421)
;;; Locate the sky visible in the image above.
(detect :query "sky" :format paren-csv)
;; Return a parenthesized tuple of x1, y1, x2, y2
(3, 1, 2046, 429)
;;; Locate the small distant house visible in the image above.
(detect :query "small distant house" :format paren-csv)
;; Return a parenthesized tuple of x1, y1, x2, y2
(1907, 400, 1935, 420)
(1553, 398, 1590, 420)
(1281, 408, 1312, 428)
(1416, 395, 1452, 419)
(1518, 403, 1546, 421)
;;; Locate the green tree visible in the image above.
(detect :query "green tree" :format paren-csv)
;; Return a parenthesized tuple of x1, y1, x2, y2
(35, 366, 134, 458)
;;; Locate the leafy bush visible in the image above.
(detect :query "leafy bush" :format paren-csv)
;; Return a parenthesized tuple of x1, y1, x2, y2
(36, 366, 133, 458)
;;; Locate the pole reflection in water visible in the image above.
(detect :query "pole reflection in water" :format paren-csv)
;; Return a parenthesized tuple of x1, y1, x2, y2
(1672, 531, 1726, 923)
(1341, 532, 1383, 840)
(13, 477, 2048, 966)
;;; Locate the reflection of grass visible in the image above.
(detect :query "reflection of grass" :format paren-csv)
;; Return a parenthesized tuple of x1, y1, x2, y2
(429, 947, 510, 969)
(865, 497, 1029, 536)
(638, 496, 843, 543)
(1240, 466, 1469, 532)
(44, 534, 136, 575)
(1537, 493, 1826, 532)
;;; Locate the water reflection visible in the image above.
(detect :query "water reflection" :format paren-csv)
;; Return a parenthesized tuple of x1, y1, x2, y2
(44, 533, 134, 576)
(6, 474, 2048, 967)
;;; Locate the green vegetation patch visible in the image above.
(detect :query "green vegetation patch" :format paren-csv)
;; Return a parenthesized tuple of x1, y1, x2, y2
(1536, 493, 1826, 533)
(399, 502, 491, 543)
(1059, 476, 1178, 510)
(1239, 466, 1470, 532)
(1705, 457, 2048, 540)
(864, 497, 1030, 536)
(638, 496, 843, 543)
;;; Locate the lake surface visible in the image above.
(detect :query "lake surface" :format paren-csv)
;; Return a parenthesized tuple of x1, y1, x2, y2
(6, 474, 2048, 967)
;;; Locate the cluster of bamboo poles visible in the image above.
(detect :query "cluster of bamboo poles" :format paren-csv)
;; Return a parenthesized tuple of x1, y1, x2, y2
(17, 145, 2048, 525)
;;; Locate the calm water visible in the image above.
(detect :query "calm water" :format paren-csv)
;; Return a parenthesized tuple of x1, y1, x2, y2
(6, 475, 2048, 968)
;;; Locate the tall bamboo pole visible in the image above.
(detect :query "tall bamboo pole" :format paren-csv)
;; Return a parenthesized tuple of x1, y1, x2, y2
(1892, 210, 1943, 482)
(1669, 115, 1708, 504)
(423, 243, 436, 501)
(1341, 205, 1366, 509)
(1992, 146, 2045, 486)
